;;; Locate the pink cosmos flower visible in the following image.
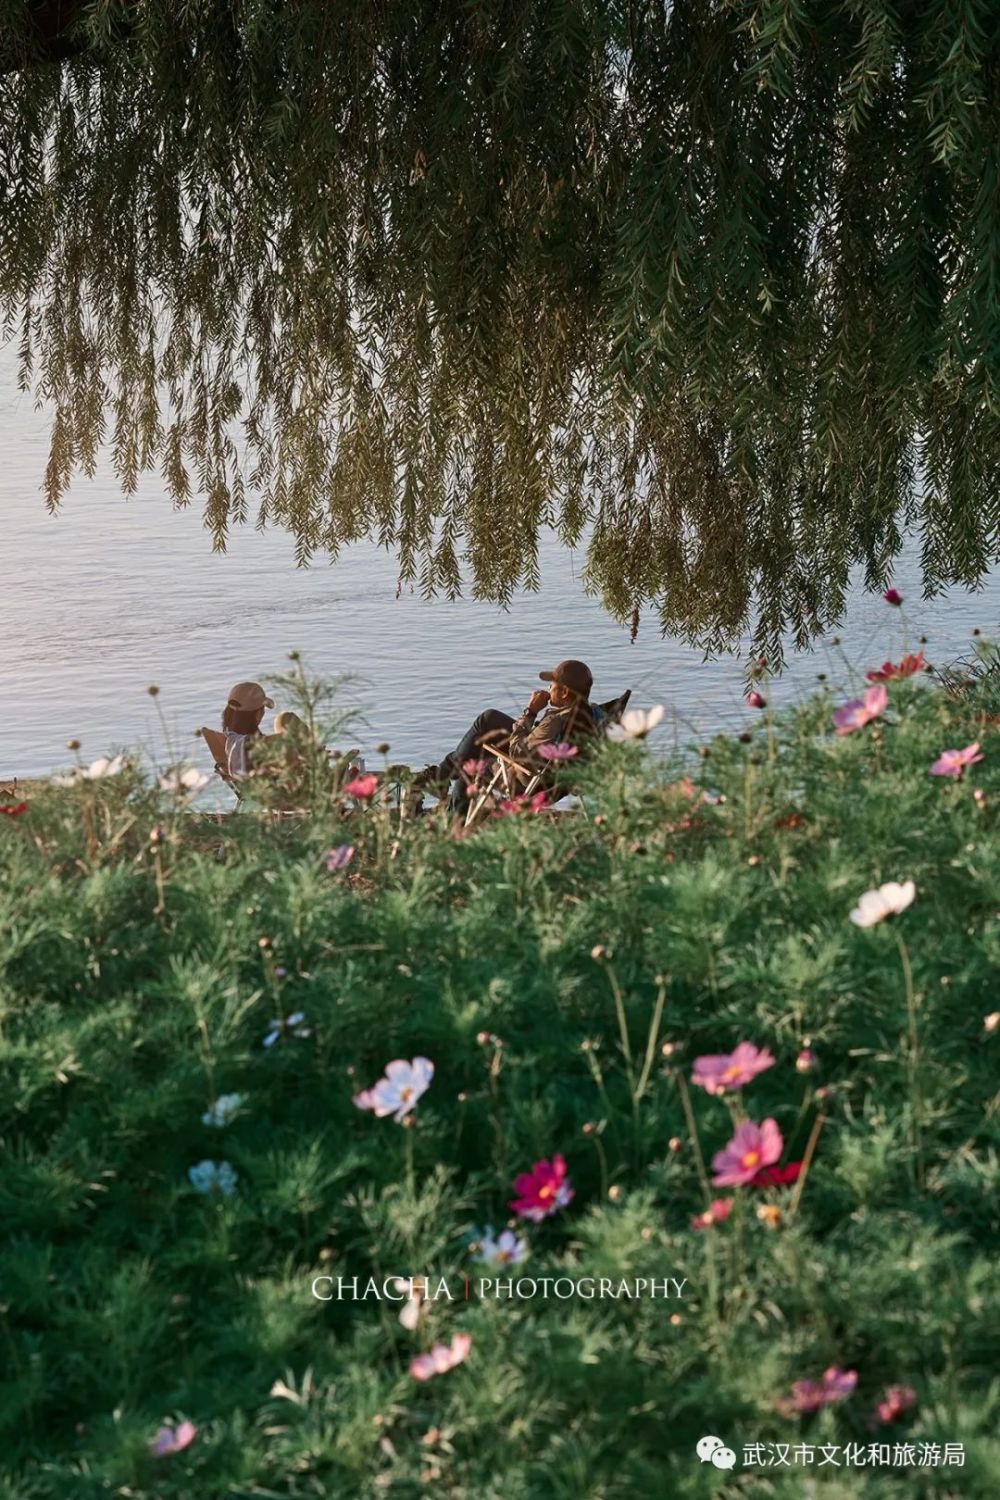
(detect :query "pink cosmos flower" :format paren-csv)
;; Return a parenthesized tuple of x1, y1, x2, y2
(510, 1154, 574, 1221)
(345, 773, 379, 799)
(781, 1367, 858, 1414)
(353, 1057, 434, 1122)
(691, 1198, 733, 1230)
(150, 1421, 197, 1456)
(883, 588, 903, 606)
(691, 1042, 775, 1095)
(930, 742, 984, 779)
(495, 790, 548, 816)
(711, 1119, 783, 1187)
(537, 741, 578, 761)
(832, 684, 887, 735)
(409, 1332, 472, 1382)
(323, 844, 355, 871)
(866, 651, 925, 682)
(871, 1385, 917, 1426)
(745, 691, 766, 709)
(461, 758, 488, 779)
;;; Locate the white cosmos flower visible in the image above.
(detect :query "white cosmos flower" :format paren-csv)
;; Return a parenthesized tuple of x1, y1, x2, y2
(475, 1227, 528, 1268)
(52, 755, 126, 787)
(352, 1057, 434, 1122)
(605, 705, 666, 742)
(201, 1092, 244, 1128)
(390, 1276, 428, 1329)
(849, 880, 916, 927)
(188, 1159, 238, 1196)
(159, 766, 210, 794)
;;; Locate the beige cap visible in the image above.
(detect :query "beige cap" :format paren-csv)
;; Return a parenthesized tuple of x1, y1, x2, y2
(228, 681, 274, 711)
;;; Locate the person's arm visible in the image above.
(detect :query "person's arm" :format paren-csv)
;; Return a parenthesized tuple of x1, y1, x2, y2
(508, 690, 550, 758)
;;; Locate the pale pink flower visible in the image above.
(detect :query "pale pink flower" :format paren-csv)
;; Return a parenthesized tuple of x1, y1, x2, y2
(691, 1198, 733, 1230)
(495, 791, 548, 815)
(150, 1421, 197, 1456)
(691, 1042, 775, 1095)
(605, 705, 665, 742)
(746, 691, 766, 709)
(353, 1057, 434, 1122)
(711, 1119, 783, 1187)
(849, 880, 915, 927)
(409, 1333, 471, 1382)
(537, 742, 578, 761)
(872, 1385, 917, 1426)
(930, 742, 984, 779)
(345, 773, 378, 799)
(832, 684, 887, 735)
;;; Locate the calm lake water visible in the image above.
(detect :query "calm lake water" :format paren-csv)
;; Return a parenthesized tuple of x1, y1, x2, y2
(2, 346, 998, 785)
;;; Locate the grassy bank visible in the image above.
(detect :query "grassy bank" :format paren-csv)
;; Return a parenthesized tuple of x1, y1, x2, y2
(1, 662, 999, 1498)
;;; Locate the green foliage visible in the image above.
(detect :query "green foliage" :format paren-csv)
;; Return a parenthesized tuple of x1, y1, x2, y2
(1, 2, 999, 656)
(0, 674, 999, 1495)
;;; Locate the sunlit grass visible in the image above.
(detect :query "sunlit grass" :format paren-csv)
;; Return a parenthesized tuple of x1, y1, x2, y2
(1, 663, 999, 1497)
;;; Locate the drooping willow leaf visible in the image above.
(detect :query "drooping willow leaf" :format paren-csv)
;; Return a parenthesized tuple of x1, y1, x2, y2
(0, 0, 997, 659)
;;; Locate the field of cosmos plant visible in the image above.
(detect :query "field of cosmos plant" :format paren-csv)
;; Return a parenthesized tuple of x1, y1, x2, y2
(1, 621, 999, 1499)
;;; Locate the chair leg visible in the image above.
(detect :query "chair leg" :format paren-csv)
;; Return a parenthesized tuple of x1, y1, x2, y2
(465, 767, 504, 828)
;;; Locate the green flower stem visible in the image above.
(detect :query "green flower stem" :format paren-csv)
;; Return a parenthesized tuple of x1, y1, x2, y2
(633, 977, 667, 1103)
(893, 927, 923, 1187)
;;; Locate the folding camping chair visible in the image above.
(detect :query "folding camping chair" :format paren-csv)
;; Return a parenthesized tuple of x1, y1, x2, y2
(200, 726, 244, 804)
(462, 689, 632, 827)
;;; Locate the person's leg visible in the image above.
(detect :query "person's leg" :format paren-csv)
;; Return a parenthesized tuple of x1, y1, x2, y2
(435, 709, 515, 783)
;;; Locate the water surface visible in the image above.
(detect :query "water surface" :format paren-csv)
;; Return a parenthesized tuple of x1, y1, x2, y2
(2, 349, 997, 785)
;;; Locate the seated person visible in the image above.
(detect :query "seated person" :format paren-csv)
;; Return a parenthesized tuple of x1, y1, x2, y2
(219, 680, 274, 779)
(421, 659, 597, 794)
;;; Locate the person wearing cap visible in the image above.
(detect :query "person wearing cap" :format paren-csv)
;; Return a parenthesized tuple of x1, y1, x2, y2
(420, 659, 597, 794)
(221, 681, 274, 779)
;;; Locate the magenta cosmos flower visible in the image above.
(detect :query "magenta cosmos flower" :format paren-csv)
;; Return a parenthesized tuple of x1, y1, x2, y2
(872, 1385, 917, 1426)
(510, 1154, 574, 1221)
(150, 1421, 197, 1456)
(353, 1057, 434, 1122)
(866, 650, 924, 682)
(781, 1366, 858, 1414)
(930, 742, 984, 779)
(692, 1042, 775, 1095)
(832, 684, 887, 735)
(537, 741, 578, 761)
(882, 588, 903, 606)
(711, 1119, 783, 1187)
(409, 1332, 472, 1382)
